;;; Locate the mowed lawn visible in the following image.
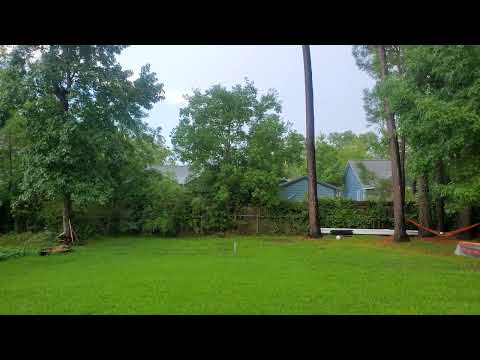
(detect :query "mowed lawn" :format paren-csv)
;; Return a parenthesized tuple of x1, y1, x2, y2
(1, 234, 480, 314)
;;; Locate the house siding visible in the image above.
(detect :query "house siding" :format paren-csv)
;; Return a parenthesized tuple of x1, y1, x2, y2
(279, 178, 337, 202)
(344, 164, 364, 200)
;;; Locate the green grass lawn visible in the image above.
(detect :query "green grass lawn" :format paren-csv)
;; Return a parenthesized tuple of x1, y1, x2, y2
(1, 234, 480, 314)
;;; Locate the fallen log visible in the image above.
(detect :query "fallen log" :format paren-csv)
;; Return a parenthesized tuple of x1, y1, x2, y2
(39, 244, 72, 256)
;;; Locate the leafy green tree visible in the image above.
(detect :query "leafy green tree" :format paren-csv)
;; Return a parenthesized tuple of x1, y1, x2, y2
(5, 45, 164, 242)
(172, 80, 279, 169)
(245, 114, 304, 206)
(172, 80, 304, 230)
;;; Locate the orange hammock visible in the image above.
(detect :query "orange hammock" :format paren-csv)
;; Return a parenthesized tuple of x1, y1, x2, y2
(407, 219, 480, 238)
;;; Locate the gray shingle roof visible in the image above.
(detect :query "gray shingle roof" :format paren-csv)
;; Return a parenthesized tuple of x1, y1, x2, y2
(150, 165, 192, 184)
(279, 176, 339, 190)
(348, 160, 391, 187)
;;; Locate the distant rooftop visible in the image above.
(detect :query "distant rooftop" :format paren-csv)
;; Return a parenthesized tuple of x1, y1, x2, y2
(150, 165, 192, 184)
(348, 160, 391, 187)
(279, 176, 339, 190)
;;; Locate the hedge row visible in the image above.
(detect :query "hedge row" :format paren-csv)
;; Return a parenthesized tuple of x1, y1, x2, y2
(2, 197, 419, 238)
(230, 199, 418, 235)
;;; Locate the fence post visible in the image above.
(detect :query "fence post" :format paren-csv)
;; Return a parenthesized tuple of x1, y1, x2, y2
(256, 213, 259, 234)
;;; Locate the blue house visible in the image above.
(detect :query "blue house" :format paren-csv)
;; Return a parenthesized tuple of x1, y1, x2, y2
(343, 160, 392, 201)
(279, 176, 339, 201)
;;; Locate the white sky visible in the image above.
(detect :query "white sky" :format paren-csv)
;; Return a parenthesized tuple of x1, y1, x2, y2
(117, 45, 375, 147)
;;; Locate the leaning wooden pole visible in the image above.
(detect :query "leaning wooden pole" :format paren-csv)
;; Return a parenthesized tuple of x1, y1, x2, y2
(302, 45, 321, 238)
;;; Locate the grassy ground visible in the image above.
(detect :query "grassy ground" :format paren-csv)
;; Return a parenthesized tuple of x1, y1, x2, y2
(1, 233, 480, 314)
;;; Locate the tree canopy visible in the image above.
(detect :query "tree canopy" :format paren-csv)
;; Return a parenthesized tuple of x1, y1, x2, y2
(171, 80, 304, 228)
(1, 45, 165, 238)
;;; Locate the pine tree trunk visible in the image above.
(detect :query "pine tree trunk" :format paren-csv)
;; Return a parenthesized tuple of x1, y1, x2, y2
(457, 206, 473, 240)
(416, 174, 433, 237)
(397, 48, 406, 207)
(435, 161, 446, 232)
(377, 45, 408, 242)
(435, 198, 445, 233)
(302, 45, 321, 238)
(7, 130, 13, 193)
(399, 135, 406, 203)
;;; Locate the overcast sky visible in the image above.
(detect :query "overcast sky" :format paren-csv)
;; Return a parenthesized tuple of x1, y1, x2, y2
(117, 45, 375, 147)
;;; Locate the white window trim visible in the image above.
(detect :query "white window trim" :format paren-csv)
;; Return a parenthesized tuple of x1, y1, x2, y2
(356, 189, 363, 201)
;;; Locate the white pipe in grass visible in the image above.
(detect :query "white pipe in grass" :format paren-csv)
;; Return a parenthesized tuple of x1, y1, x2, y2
(321, 228, 419, 236)
(233, 239, 237, 256)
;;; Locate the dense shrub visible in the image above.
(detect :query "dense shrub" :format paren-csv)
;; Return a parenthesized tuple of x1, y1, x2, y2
(140, 176, 189, 236)
(265, 199, 398, 229)
(0, 230, 56, 256)
(320, 199, 390, 228)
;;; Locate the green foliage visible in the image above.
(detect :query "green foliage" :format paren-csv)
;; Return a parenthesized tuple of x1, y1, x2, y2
(313, 134, 344, 185)
(0, 248, 24, 261)
(140, 174, 187, 236)
(0, 230, 56, 256)
(0, 63, 31, 231)
(382, 45, 480, 208)
(2, 45, 165, 234)
(319, 199, 390, 228)
(354, 44, 480, 233)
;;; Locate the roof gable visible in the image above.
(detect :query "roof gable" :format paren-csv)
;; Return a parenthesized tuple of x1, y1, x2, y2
(279, 176, 339, 191)
(347, 160, 391, 188)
